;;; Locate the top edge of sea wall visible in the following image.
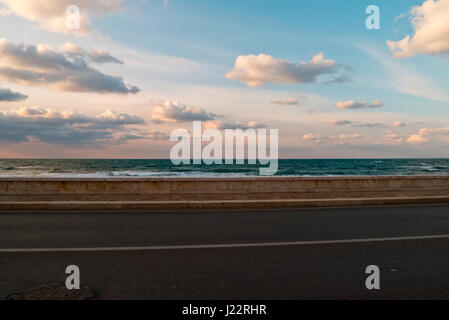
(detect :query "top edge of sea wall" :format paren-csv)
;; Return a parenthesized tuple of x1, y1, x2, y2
(0, 175, 449, 182)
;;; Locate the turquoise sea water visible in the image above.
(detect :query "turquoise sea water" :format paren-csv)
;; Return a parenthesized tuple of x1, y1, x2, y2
(1, 159, 449, 177)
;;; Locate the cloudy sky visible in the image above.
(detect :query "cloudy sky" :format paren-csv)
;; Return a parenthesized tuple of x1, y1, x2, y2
(0, 0, 449, 158)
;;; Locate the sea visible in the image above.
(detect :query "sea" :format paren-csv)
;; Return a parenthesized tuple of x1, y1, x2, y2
(0, 159, 449, 177)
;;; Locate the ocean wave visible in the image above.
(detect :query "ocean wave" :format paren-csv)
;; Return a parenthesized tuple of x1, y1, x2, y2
(1, 159, 449, 177)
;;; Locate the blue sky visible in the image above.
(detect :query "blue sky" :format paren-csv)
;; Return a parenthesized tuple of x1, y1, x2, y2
(0, 0, 449, 158)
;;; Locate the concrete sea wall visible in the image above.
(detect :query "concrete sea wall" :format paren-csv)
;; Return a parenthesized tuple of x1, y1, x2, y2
(1, 176, 449, 210)
(1, 176, 449, 195)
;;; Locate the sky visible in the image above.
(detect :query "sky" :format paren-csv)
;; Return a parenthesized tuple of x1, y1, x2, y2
(0, 0, 449, 158)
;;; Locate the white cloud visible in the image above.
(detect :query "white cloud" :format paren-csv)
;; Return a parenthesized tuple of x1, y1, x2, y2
(225, 53, 348, 87)
(151, 99, 217, 123)
(0, 0, 123, 35)
(0, 38, 139, 94)
(387, 0, 449, 58)
(336, 100, 384, 109)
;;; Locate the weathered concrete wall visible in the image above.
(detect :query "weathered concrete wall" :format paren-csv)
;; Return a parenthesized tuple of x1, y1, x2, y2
(1, 176, 449, 195)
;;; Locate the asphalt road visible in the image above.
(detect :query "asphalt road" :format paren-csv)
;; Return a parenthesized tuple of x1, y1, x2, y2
(2, 205, 449, 299)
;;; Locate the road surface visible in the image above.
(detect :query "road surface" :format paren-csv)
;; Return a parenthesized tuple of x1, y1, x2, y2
(1, 205, 449, 299)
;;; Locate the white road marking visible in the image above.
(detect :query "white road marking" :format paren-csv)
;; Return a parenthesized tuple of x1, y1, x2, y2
(1, 234, 449, 253)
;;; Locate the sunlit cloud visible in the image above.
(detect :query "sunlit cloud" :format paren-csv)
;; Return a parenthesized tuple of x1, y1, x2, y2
(303, 132, 361, 143)
(392, 121, 406, 127)
(336, 100, 384, 109)
(302, 133, 323, 142)
(0, 0, 123, 35)
(151, 99, 217, 123)
(418, 126, 449, 136)
(387, 0, 449, 58)
(204, 120, 266, 130)
(226, 53, 349, 87)
(407, 134, 429, 144)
